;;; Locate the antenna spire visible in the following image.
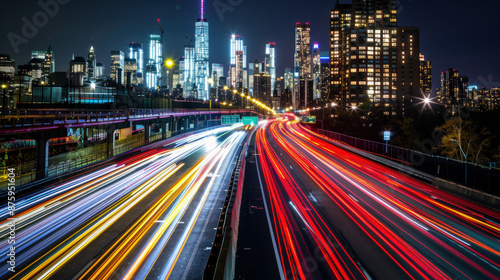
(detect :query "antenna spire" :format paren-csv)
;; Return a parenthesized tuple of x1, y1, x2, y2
(201, 0, 204, 20)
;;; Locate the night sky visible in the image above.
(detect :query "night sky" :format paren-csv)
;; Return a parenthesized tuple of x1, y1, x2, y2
(1, 0, 499, 91)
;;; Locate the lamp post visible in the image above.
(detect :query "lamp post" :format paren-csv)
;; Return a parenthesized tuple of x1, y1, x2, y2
(451, 139, 467, 185)
(1, 84, 6, 109)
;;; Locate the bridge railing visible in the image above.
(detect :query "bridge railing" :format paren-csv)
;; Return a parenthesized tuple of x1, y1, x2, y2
(315, 128, 500, 195)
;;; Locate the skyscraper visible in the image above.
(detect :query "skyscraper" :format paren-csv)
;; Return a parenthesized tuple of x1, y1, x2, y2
(284, 68, 293, 91)
(31, 51, 46, 60)
(229, 35, 246, 88)
(194, 0, 210, 100)
(129, 43, 144, 85)
(110, 50, 124, 85)
(87, 46, 96, 82)
(124, 58, 138, 86)
(211, 63, 224, 87)
(183, 45, 196, 98)
(146, 34, 162, 89)
(312, 43, 321, 100)
(265, 43, 276, 93)
(320, 51, 330, 100)
(42, 46, 55, 81)
(294, 22, 311, 108)
(438, 69, 469, 113)
(330, 3, 351, 103)
(420, 54, 432, 95)
(330, 0, 421, 117)
(95, 62, 104, 80)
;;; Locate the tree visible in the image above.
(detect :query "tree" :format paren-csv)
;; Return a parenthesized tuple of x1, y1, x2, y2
(436, 117, 492, 164)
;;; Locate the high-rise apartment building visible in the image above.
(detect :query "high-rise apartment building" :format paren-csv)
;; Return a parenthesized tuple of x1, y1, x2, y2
(330, 0, 421, 117)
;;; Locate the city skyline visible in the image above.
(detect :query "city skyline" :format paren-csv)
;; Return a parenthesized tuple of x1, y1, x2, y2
(0, 0, 499, 91)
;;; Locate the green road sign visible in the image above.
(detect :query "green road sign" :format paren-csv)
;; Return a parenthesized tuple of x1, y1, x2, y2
(222, 115, 240, 124)
(242, 116, 259, 125)
(302, 116, 316, 124)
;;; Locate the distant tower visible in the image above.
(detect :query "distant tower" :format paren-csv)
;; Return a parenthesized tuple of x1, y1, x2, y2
(87, 46, 96, 82)
(229, 35, 245, 88)
(194, 0, 210, 100)
(265, 43, 276, 92)
(129, 42, 144, 84)
(183, 45, 196, 98)
(312, 43, 321, 100)
(42, 45, 55, 81)
(146, 34, 162, 89)
(294, 22, 311, 108)
(110, 50, 124, 85)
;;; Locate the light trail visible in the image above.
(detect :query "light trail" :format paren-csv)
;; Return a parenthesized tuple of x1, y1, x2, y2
(0, 126, 247, 279)
(255, 117, 500, 279)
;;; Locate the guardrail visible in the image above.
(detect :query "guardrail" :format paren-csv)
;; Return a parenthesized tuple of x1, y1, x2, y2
(315, 128, 500, 195)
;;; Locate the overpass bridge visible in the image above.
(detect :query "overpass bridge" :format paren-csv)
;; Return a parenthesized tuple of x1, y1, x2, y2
(0, 107, 259, 184)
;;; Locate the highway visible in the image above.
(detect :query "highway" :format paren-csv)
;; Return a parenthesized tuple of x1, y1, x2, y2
(0, 124, 247, 279)
(250, 117, 500, 280)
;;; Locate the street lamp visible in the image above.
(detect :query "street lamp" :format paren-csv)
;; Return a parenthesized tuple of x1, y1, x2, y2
(451, 139, 467, 185)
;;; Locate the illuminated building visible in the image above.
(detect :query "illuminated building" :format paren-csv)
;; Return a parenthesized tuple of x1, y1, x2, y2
(229, 35, 246, 88)
(211, 63, 224, 87)
(194, 0, 210, 100)
(183, 45, 196, 98)
(110, 50, 124, 85)
(438, 69, 469, 113)
(129, 43, 144, 84)
(320, 51, 330, 100)
(95, 62, 104, 80)
(294, 22, 311, 108)
(145, 34, 162, 89)
(31, 50, 46, 60)
(31, 47, 55, 82)
(284, 68, 293, 91)
(87, 46, 96, 82)
(124, 58, 138, 86)
(420, 54, 432, 95)
(69, 56, 87, 86)
(265, 43, 276, 92)
(330, 0, 421, 117)
(254, 72, 272, 105)
(235, 51, 244, 89)
(43, 46, 55, 79)
(330, 3, 351, 102)
(312, 43, 321, 100)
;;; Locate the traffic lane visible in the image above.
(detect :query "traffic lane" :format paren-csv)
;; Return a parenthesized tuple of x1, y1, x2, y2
(261, 125, 408, 279)
(155, 132, 244, 280)
(256, 124, 370, 279)
(234, 127, 281, 280)
(284, 123, 500, 276)
(71, 131, 247, 280)
(274, 121, 500, 279)
(5, 128, 244, 279)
